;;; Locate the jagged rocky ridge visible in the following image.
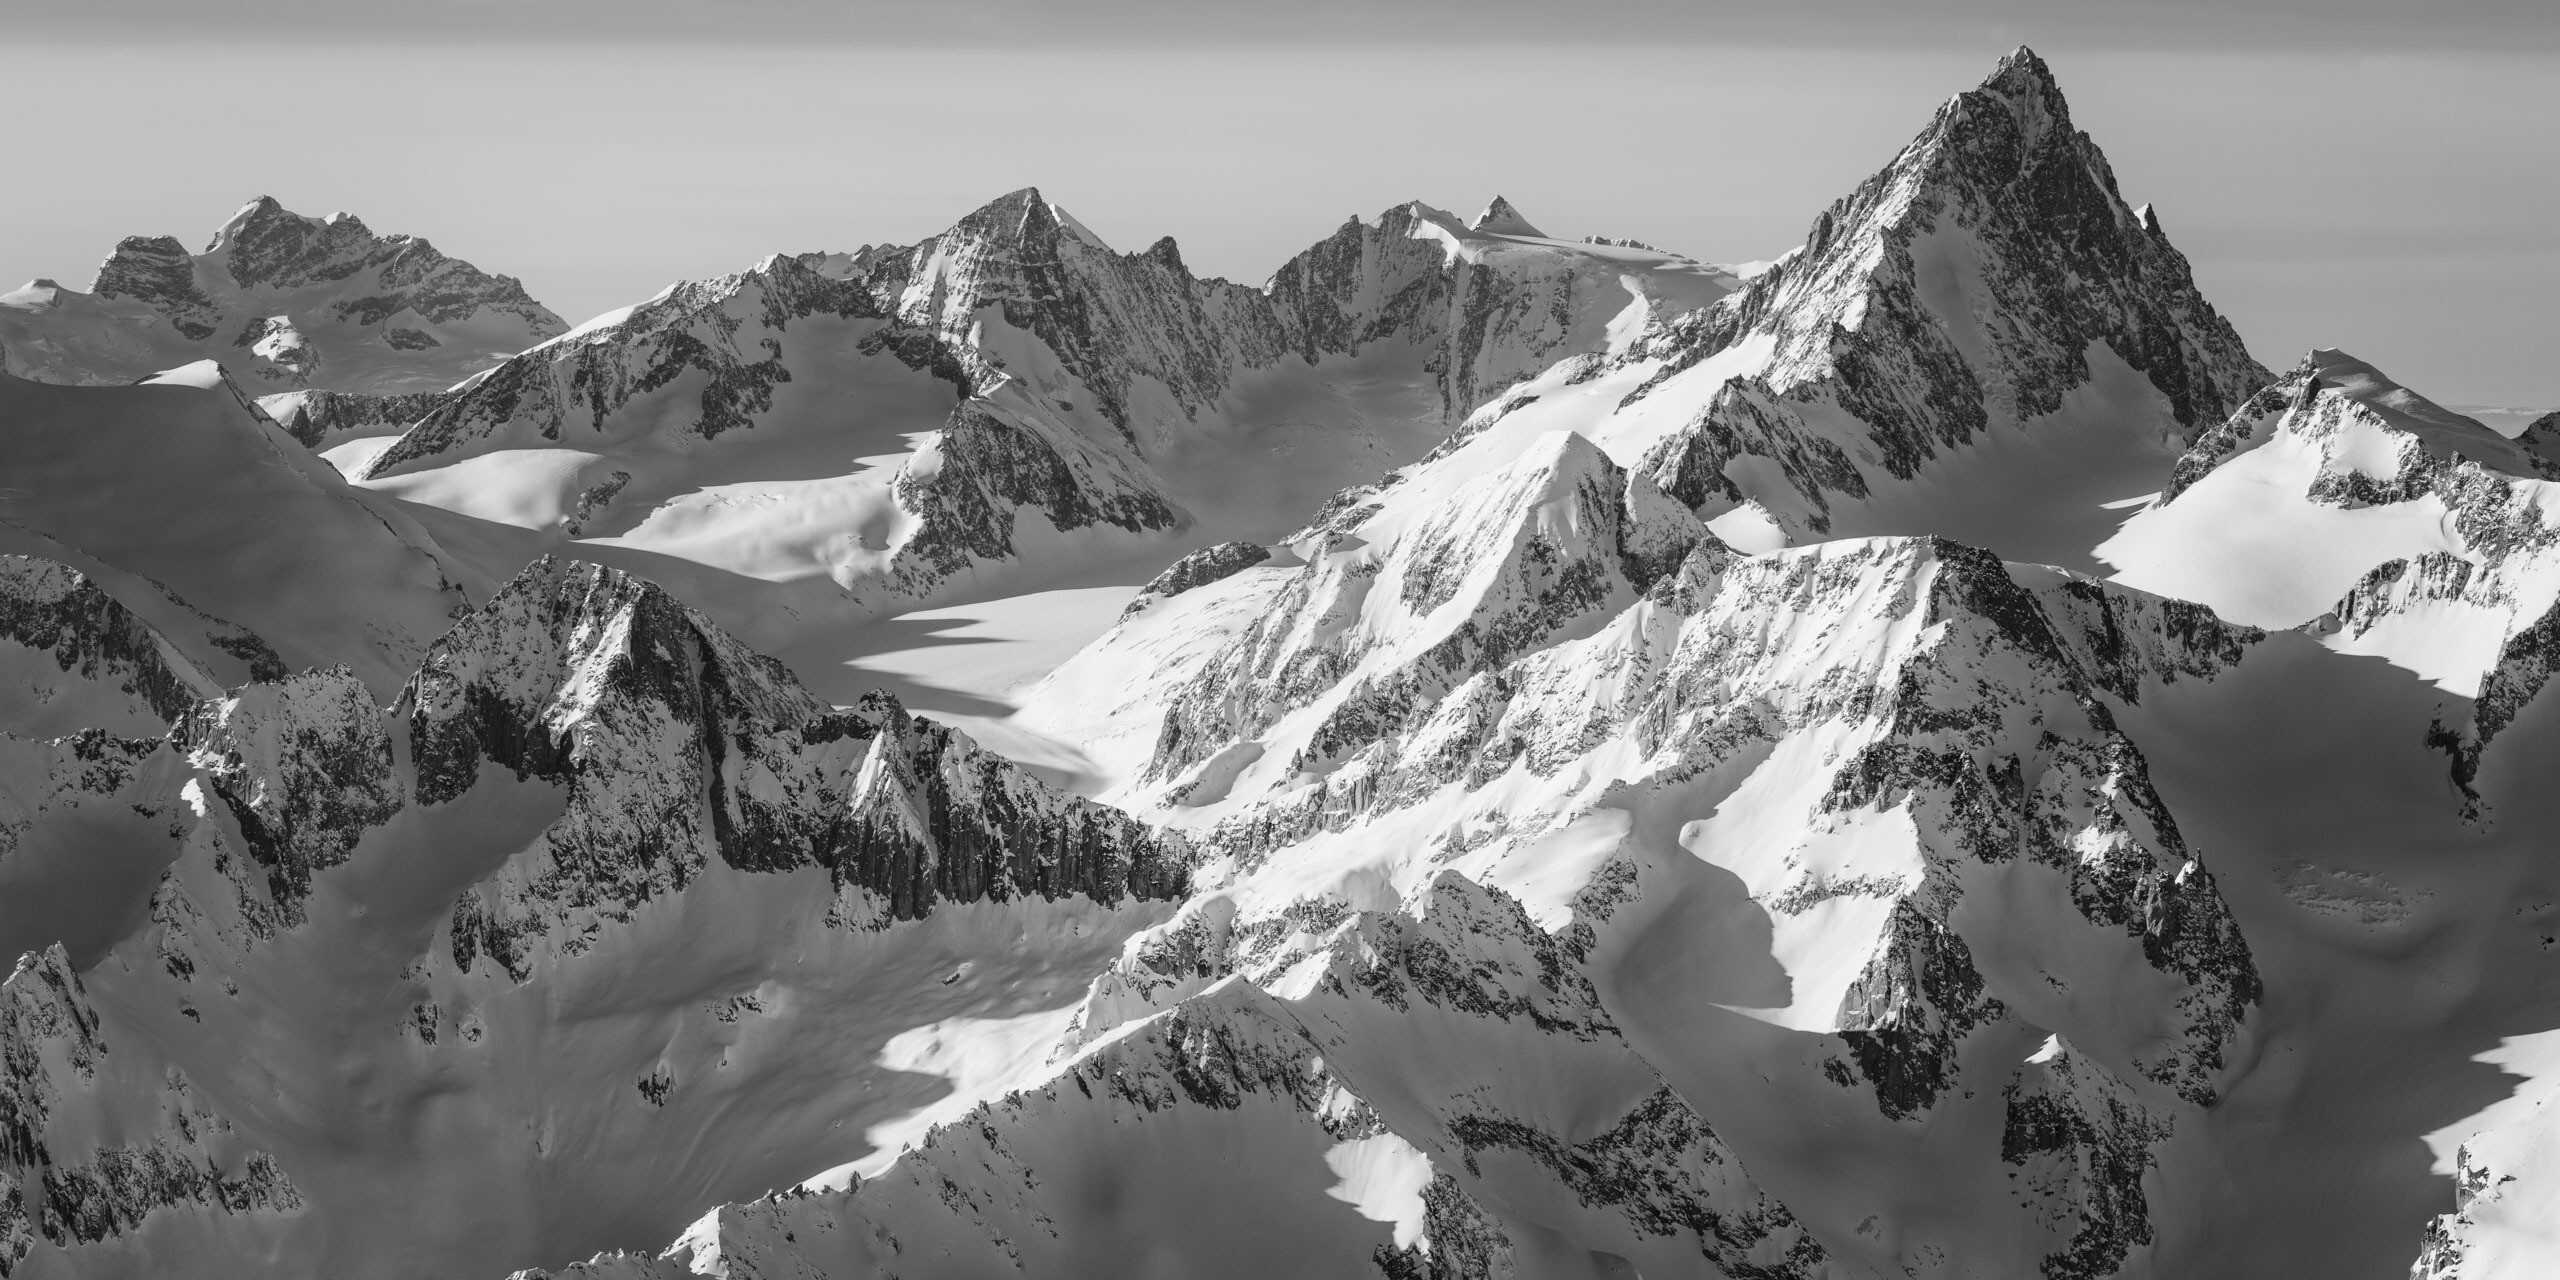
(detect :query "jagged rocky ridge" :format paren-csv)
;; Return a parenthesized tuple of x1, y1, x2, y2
(1316, 47, 2267, 563)
(1119, 539, 1272, 620)
(567, 424, 2272, 1276)
(0, 947, 304, 1277)
(2, 197, 563, 394)
(522, 872, 1833, 1279)
(412, 557, 1190, 979)
(0, 558, 225, 739)
(344, 186, 1739, 618)
(0, 553, 1192, 1278)
(2110, 348, 2560, 815)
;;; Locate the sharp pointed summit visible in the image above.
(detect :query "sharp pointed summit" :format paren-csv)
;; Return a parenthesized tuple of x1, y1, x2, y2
(1468, 194, 1546, 237)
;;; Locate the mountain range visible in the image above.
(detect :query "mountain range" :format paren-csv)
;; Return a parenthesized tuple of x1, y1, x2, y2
(0, 45, 2554, 1280)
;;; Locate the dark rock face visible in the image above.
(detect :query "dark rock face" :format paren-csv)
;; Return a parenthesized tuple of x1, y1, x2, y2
(0, 948, 303, 1277)
(1470, 48, 2270, 537)
(359, 185, 1710, 607)
(0, 557, 222, 734)
(2000, 1038, 2177, 1280)
(2329, 553, 2476, 642)
(1833, 902, 2002, 1120)
(2515, 411, 2560, 478)
(1725, 48, 2263, 433)
(1444, 1088, 1829, 1275)
(885, 402, 1185, 588)
(1120, 540, 1272, 620)
(367, 254, 883, 474)
(272, 390, 447, 449)
(92, 237, 220, 341)
(173, 670, 403, 933)
(406, 557, 1192, 981)
(2158, 375, 2302, 504)
(1637, 381, 1870, 533)
(210, 197, 557, 332)
(2027, 571, 2263, 704)
(1141, 540, 1272, 600)
(30, 197, 568, 394)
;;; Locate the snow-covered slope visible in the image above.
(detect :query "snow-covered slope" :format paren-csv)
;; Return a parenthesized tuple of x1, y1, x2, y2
(0, 557, 227, 740)
(1, 197, 563, 397)
(2101, 349, 2560, 756)
(546, 511, 2280, 1278)
(577, 412, 2560, 1278)
(0, 555, 1191, 1279)
(1314, 48, 2265, 573)
(328, 187, 1744, 686)
(0, 365, 467, 695)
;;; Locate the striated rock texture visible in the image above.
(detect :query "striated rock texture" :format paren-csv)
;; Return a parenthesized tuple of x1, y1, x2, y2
(4, 197, 562, 394)
(0, 549, 1197, 1279)
(1027, 472, 2265, 1273)
(2138, 349, 2560, 812)
(0, 557, 223, 739)
(0, 947, 302, 1278)
(260, 389, 449, 449)
(552, 500, 2270, 1278)
(2000, 1037, 2178, 1280)
(172, 671, 402, 937)
(351, 185, 1739, 611)
(89, 238, 220, 341)
(1120, 539, 1272, 620)
(408, 557, 1191, 980)
(1146, 431, 1706, 789)
(1351, 46, 2269, 552)
(1692, 48, 2263, 438)
(2162, 349, 2552, 510)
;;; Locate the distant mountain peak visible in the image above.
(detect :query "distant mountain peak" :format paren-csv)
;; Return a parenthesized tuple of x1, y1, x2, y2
(1469, 195, 1545, 237)
(207, 194, 294, 253)
(944, 186, 1112, 252)
(26, 196, 568, 392)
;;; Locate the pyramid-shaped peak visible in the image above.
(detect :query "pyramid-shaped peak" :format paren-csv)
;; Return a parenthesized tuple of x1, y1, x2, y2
(1469, 195, 1546, 238)
(208, 195, 306, 252)
(1981, 46, 2061, 97)
(944, 186, 1110, 251)
(462, 557, 827, 710)
(1959, 45, 2074, 139)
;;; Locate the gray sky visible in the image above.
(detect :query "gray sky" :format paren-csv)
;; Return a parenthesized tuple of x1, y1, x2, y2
(10, 2, 2556, 406)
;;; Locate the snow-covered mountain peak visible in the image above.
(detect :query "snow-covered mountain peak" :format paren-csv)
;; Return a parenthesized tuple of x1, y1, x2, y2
(2152, 348, 2553, 512)
(8, 198, 566, 394)
(2297, 347, 2523, 459)
(1468, 194, 1546, 237)
(1271, 49, 2263, 577)
(1964, 43, 2069, 148)
(2, 279, 66, 308)
(401, 555, 837, 763)
(202, 194, 298, 255)
(940, 185, 1112, 253)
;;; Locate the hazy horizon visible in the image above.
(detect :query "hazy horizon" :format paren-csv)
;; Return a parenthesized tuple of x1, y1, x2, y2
(11, 12, 2556, 406)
